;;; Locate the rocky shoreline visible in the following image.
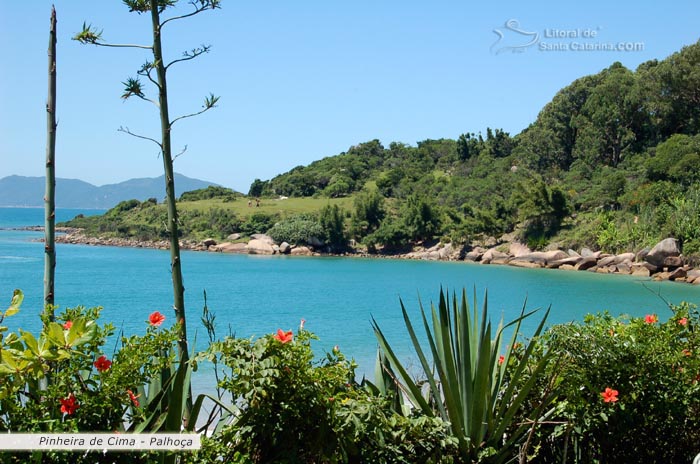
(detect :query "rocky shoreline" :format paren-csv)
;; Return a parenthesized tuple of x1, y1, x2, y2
(54, 230, 700, 285)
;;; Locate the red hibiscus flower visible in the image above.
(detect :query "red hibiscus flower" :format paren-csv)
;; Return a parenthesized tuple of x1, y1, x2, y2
(679, 317, 688, 326)
(127, 389, 140, 407)
(601, 387, 619, 403)
(60, 394, 80, 415)
(274, 329, 293, 343)
(94, 355, 112, 372)
(148, 311, 166, 326)
(63, 321, 73, 330)
(644, 314, 658, 324)
(498, 355, 505, 365)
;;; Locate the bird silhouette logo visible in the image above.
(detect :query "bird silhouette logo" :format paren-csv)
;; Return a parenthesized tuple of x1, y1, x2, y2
(491, 19, 540, 54)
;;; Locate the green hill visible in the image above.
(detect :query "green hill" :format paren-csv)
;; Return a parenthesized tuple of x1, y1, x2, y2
(63, 41, 700, 257)
(244, 40, 700, 255)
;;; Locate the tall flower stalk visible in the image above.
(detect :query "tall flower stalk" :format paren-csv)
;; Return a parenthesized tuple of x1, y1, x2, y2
(44, 6, 57, 317)
(73, 0, 221, 365)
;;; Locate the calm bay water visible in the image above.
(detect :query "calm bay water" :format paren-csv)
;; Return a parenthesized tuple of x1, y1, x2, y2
(1, 207, 699, 384)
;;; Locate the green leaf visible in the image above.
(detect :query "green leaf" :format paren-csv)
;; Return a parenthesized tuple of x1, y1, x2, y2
(19, 331, 39, 357)
(4, 289, 23, 317)
(46, 322, 66, 347)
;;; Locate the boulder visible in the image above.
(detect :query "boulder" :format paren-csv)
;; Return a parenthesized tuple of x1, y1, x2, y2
(636, 247, 650, 262)
(687, 269, 700, 280)
(481, 248, 510, 264)
(201, 238, 217, 248)
(227, 233, 241, 241)
(567, 249, 581, 258)
(509, 242, 531, 257)
(668, 267, 688, 281)
(465, 247, 486, 261)
(512, 250, 568, 265)
(291, 246, 313, 256)
(560, 264, 576, 271)
(615, 263, 631, 274)
(652, 271, 672, 281)
(438, 243, 457, 260)
(246, 239, 275, 255)
(509, 260, 543, 269)
(599, 253, 636, 267)
(272, 244, 280, 253)
(279, 242, 291, 254)
(663, 256, 684, 268)
(645, 238, 680, 267)
(250, 234, 275, 245)
(581, 248, 597, 258)
(541, 250, 570, 262)
(596, 266, 612, 274)
(547, 257, 582, 269)
(631, 266, 651, 277)
(213, 242, 247, 253)
(575, 257, 598, 271)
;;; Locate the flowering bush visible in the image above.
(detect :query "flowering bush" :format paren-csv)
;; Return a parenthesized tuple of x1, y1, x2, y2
(0, 291, 183, 463)
(528, 302, 700, 463)
(189, 323, 456, 463)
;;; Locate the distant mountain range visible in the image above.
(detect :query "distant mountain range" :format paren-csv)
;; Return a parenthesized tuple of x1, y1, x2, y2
(0, 174, 219, 209)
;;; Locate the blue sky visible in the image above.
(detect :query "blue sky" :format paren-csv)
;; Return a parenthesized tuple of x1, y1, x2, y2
(1, 1, 699, 192)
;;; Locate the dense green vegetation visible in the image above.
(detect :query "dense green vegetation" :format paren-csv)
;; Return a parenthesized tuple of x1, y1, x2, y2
(63, 41, 700, 259)
(242, 41, 700, 255)
(3, 288, 699, 463)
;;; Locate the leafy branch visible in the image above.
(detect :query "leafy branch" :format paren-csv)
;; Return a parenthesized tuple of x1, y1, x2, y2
(166, 44, 211, 70)
(161, 0, 222, 28)
(170, 93, 220, 127)
(72, 22, 152, 49)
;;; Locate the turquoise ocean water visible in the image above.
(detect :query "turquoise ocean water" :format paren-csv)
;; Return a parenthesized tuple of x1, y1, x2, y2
(1, 207, 699, 388)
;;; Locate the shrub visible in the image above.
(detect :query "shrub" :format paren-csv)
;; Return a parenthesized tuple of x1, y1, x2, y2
(179, 186, 238, 202)
(530, 303, 700, 463)
(192, 325, 457, 463)
(0, 290, 184, 463)
(266, 215, 324, 246)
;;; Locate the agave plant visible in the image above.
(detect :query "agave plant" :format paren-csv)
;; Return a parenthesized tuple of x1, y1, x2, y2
(372, 288, 555, 463)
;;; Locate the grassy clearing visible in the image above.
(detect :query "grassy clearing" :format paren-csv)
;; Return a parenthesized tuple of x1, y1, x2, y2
(177, 196, 355, 218)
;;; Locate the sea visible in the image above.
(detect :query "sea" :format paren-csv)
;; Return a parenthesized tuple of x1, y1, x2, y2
(1, 207, 699, 389)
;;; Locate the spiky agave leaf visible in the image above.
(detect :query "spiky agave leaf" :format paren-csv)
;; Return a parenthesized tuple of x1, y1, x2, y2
(373, 288, 555, 463)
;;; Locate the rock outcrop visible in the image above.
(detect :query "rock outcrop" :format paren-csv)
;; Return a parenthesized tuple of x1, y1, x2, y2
(645, 238, 680, 267)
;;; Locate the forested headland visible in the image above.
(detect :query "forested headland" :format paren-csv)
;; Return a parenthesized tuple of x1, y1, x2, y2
(63, 41, 700, 262)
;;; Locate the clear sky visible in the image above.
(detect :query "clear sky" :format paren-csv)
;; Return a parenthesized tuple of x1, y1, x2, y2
(1, 1, 699, 192)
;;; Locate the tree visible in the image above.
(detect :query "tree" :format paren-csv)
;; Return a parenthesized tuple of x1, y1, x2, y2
(513, 178, 569, 241)
(44, 6, 57, 317)
(74, 0, 221, 365)
(573, 63, 640, 167)
(248, 178, 267, 197)
(401, 195, 440, 242)
(319, 204, 347, 250)
(350, 190, 385, 239)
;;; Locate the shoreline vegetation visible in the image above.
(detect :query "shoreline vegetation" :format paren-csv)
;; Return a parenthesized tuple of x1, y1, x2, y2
(50, 225, 700, 285)
(38, 39, 700, 290)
